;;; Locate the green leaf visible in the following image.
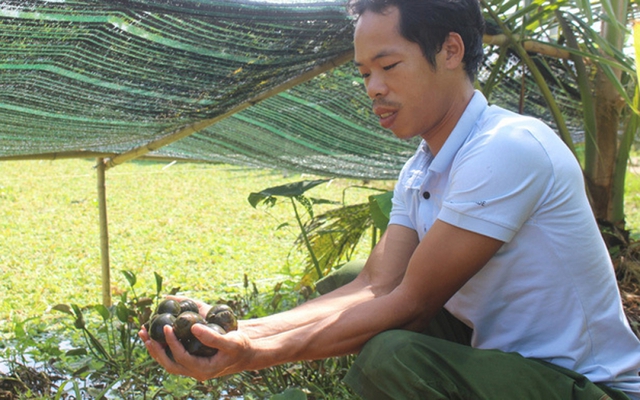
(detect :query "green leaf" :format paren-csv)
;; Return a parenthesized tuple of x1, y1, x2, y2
(248, 179, 330, 208)
(503, 2, 540, 27)
(575, 0, 593, 25)
(85, 329, 111, 361)
(93, 304, 110, 322)
(54, 379, 82, 400)
(270, 388, 307, 400)
(71, 304, 85, 329)
(308, 197, 339, 206)
(52, 304, 73, 316)
(369, 191, 393, 233)
(13, 320, 26, 339)
(295, 196, 314, 219)
(115, 302, 129, 323)
(65, 348, 88, 356)
(154, 272, 163, 297)
(600, 0, 626, 32)
(121, 270, 137, 288)
(599, 63, 634, 107)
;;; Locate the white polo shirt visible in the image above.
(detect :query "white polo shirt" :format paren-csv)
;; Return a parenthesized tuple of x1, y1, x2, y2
(389, 91, 640, 397)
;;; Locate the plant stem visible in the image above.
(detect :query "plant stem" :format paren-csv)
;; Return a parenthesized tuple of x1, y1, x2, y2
(290, 198, 323, 279)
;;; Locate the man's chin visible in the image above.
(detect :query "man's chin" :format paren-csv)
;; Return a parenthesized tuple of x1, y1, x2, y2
(390, 128, 420, 141)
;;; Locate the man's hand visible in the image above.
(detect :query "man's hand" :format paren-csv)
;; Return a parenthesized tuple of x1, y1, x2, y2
(139, 320, 256, 381)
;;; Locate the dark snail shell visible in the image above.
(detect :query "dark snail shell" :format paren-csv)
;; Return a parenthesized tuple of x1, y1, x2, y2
(206, 323, 227, 335)
(173, 311, 205, 342)
(206, 304, 233, 318)
(207, 310, 238, 332)
(179, 299, 199, 314)
(156, 299, 181, 316)
(145, 301, 236, 356)
(183, 323, 226, 357)
(205, 304, 237, 328)
(148, 313, 176, 345)
(183, 336, 218, 357)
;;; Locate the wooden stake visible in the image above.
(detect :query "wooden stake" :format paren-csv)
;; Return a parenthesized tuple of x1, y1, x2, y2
(96, 158, 112, 307)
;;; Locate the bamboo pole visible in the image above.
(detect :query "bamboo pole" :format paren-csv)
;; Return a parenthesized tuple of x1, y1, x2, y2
(104, 50, 355, 169)
(96, 157, 112, 307)
(0, 152, 210, 163)
(0, 151, 116, 161)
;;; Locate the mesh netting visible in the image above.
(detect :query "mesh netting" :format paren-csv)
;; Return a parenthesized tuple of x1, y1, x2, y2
(0, 0, 583, 180)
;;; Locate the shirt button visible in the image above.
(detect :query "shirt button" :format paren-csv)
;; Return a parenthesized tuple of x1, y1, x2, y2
(422, 191, 431, 200)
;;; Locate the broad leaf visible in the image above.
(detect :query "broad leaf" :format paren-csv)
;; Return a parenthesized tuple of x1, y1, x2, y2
(52, 304, 73, 316)
(65, 348, 87, 356)
(93, 304, 110, 322)
(248, 179, 330, 208)
(121, 270, 136, 288)
(369, 191, 393, 233)
(115, 302, 129, 323)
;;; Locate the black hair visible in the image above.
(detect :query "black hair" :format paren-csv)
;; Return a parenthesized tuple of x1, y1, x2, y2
(348, 0, 485, 81)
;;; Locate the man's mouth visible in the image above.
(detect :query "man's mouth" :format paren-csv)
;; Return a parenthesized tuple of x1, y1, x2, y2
(377, 110, 397, 129)
(373, 101, 401, 130)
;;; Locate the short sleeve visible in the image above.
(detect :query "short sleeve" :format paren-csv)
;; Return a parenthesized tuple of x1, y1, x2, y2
(389, 179, 414, 230)
(389, 145, 430, 230)
(438, 126, 553, 242)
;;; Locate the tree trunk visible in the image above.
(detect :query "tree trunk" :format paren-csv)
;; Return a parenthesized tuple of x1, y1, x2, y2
(589, 73, 623, 221)
(586, 0, 628, 224)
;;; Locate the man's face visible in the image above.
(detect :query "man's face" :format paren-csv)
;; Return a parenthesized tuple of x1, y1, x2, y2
(354, 7, 449, 141)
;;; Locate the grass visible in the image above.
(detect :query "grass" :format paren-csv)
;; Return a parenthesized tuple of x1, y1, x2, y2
(0, 159, 389, 334)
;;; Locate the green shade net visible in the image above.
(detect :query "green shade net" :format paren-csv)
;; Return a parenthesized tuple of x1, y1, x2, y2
(0, 0, 583, 180)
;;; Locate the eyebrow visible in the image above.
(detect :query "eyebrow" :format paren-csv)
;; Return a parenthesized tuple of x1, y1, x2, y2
(353, 50, 396, 67)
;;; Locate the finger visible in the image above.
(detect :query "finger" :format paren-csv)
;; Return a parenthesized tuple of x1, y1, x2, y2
(143, 336, 173, 367)
(191, 323, 226, 348)
(164, 294, 188, 302)
(138, 327, 150, 342)
(163, 324, 202, 366)
(144, 329, 194, 377)
(163, 326, 219, 381)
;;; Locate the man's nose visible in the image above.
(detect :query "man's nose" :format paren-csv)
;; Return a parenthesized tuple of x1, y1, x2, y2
(365, 74, 388, 99)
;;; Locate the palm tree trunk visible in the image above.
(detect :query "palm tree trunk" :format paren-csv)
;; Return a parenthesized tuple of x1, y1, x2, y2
(586, 0, 629, 224)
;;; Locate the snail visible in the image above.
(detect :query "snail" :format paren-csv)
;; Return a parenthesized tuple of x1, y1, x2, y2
(144, 299, 237, 358)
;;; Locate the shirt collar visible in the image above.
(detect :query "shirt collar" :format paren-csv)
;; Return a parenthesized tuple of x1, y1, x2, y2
(428, 90, 488, 174)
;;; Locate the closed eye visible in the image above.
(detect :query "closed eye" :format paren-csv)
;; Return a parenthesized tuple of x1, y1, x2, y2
(383, 62, 400, 71)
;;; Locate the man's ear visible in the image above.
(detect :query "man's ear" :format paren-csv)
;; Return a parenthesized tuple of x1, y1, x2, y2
(441, 32, 465, 69)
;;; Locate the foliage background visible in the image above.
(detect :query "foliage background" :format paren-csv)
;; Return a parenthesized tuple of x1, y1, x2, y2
(1, 156, 639, 398)
(0, 159, 386, 334)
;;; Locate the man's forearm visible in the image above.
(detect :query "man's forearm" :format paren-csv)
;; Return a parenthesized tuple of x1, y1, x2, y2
(240, 227, 416, 341)
(239, 277, 376, 339)
(246, 287, 423, 368)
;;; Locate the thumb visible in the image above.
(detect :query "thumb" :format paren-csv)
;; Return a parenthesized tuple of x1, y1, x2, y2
(191, 323, 227, 348)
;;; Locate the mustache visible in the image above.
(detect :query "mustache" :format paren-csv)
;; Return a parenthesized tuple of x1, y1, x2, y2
(372, 98, 401, 109)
